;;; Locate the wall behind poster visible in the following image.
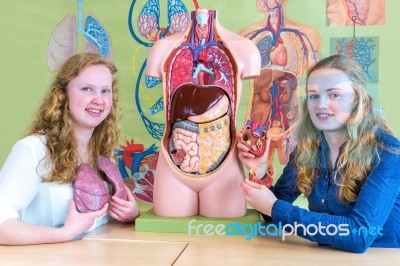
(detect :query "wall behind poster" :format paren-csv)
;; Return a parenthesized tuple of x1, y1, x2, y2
(1, 0, 399, 181)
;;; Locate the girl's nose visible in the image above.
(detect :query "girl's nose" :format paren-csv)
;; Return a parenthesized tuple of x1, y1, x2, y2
(317, 96, 328, 109)
(92, 92, 104, 104)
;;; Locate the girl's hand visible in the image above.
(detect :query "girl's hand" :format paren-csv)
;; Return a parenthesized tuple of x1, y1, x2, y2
(62, 200, 108, 241)
(237, 130, 270, 177)
(108, 186, 140, 223)
(240, 179, 277, 216)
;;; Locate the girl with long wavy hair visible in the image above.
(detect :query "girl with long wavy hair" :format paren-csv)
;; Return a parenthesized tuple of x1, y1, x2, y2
(0, 53, 139, 245)
(238, 55, 400, 253)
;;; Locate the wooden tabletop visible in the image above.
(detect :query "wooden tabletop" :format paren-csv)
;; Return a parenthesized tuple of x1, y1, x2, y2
(83, 221, 400, 266)
(0, 237, 186, 266)
(0, 221, 398, 265)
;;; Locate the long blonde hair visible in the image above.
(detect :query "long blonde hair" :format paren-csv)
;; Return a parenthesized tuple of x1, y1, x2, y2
(296, 55, 391, 203)
(28, 53, 122, 183)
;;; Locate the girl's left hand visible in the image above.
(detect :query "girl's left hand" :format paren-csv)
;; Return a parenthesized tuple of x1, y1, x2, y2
(240, 179, 277, 217)
(108, 186, 140, 223)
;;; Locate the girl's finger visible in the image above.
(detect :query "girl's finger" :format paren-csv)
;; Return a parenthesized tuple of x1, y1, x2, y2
(244, 178, 263, 189)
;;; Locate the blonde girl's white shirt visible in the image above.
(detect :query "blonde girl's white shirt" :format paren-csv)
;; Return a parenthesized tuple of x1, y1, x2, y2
(0, 135, 108, 236)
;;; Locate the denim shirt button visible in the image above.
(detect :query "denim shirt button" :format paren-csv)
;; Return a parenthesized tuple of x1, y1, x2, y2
(322, 199, 325, 203)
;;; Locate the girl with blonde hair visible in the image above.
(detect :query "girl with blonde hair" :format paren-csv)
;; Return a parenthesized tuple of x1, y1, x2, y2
(238, 55, 400, 253)
(0, 53, 139, 245)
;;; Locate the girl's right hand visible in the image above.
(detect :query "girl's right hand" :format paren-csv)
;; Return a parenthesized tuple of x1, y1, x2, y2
(61, 200, 108, 241)
(237, 130, 270, 178)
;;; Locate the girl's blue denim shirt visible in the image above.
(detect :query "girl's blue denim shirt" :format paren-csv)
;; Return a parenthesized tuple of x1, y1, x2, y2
(267, 129, 400, 253)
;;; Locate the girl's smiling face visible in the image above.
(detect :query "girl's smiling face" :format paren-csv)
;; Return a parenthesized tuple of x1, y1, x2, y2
(67, 64, 113, 133)
(307, 68, 357, 135)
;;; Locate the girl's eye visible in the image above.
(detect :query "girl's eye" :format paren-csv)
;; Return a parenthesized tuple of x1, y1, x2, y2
(102, 88, 112, 95)
(81, 87, 92, 93)
(308, 94, 319, 100)
(329, 93, 340, 98)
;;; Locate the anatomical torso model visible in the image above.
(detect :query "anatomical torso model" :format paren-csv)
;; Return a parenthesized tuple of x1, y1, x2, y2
(146, 8, 261, 218)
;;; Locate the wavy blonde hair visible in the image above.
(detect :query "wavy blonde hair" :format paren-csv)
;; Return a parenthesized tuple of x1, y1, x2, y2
(296, 55, 391, 203)
(28, 53, 122, 183)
